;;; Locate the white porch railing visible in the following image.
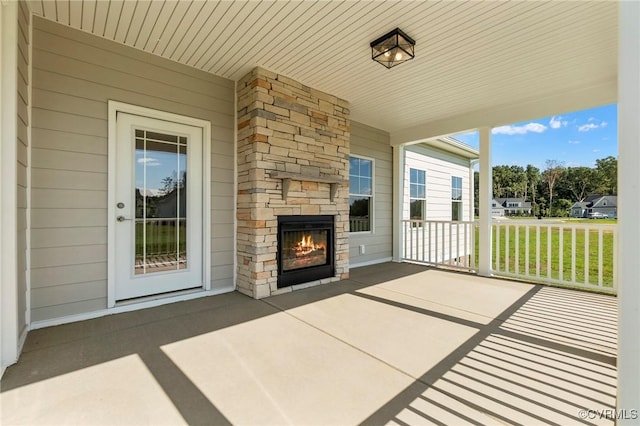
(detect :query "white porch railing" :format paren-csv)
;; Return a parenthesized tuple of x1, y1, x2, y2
(402, 220, 476, 271)
(492, 220, 617, 294)
(401, 219, 618, 294)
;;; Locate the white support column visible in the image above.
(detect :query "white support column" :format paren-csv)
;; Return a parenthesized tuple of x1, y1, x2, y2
(477, 127, 492, 276)
(617, 1, 640, 419)
(392, 144, 405, 262)
(0, 0, 19, 376)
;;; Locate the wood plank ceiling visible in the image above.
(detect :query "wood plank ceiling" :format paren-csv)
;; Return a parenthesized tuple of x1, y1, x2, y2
(28, 0, 618, 134)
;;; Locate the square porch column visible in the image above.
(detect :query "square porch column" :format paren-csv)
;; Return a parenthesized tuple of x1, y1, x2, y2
(617, 0, 640, 419)
(477, 127, 493, 276)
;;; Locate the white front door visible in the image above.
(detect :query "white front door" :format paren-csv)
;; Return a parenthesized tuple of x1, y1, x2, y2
(114, 112, 204, 301)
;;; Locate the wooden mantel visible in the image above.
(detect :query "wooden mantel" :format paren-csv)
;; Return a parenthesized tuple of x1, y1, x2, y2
(268, 171, 345, 202)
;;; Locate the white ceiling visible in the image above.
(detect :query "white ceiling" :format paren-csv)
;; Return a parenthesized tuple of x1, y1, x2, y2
(28, 0, 618, 137)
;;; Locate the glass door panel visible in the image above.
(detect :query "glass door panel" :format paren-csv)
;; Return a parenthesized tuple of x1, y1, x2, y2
(134, 130, 188, 275)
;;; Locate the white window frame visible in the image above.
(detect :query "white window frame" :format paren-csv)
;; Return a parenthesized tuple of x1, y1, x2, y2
(451, 175, 463, 221)
(409, 168, 426, 222)
(349, 154, 375, 234)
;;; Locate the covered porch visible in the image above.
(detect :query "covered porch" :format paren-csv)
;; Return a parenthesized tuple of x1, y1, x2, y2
(1, 0, 638, 419)
(1, 263, 617, 425)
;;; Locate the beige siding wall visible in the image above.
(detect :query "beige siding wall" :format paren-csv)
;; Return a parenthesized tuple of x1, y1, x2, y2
(349, 121, 393, 266)
(17, 1, 30, 334)
(30, 17, 235, 322)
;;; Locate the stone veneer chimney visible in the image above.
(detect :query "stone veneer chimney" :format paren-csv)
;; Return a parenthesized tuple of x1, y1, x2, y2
(236, 67, 350, 298)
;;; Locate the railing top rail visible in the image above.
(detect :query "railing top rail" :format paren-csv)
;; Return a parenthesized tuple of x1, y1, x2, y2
(490, 220, 617, 230)
(401, 219, 476, 225)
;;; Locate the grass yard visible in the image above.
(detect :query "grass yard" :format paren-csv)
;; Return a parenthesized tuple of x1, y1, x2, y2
(475, 222, 616, 289)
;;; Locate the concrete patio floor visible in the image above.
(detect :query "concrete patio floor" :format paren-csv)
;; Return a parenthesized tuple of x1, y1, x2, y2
(1, 263, 617, 425)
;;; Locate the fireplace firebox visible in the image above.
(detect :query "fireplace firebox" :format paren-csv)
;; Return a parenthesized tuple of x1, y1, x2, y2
(277, 215, 335, 288)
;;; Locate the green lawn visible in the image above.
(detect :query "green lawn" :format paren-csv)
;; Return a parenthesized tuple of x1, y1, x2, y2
(475, 223, 616, 289)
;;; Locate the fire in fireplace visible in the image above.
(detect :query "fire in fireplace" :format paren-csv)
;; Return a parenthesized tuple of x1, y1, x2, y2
(277, 215, 335, 288)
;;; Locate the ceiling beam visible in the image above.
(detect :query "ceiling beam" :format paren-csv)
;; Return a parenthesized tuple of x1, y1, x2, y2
(390, 79, 617, 146)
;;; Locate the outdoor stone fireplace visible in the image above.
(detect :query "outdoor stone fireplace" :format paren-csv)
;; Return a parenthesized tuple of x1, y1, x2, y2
(277, 215, 335, 288)
(236, 67, 350, 298)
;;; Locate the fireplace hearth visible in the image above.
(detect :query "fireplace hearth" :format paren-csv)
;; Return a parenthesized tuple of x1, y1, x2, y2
(277, 215, 335, 288)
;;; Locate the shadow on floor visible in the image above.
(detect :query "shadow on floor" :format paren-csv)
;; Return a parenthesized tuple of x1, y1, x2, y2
(1, 262, 617, 425)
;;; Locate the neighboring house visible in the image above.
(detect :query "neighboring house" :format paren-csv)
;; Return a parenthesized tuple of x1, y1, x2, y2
(402, 138, 479, 265)
(403, 138, 478, 223)
(571, 195, 618, 218)
(491, 199, 506, 217)
(493, 198, 533, 216)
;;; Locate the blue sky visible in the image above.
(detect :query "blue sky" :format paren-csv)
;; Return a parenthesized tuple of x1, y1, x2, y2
(453, 103, 617, 169)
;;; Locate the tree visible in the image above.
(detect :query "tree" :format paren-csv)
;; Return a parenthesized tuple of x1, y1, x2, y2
(562, 167, 597, 202)
(595, 156, 617, 195)
(554, 198, 573, 217)
(492, 165, 527, 198)
(542, 160, 565, 216)
(525, 164, 540, 207)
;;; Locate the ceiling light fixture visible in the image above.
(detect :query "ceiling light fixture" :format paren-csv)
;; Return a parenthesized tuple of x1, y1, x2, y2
(370, 28, 415, 69)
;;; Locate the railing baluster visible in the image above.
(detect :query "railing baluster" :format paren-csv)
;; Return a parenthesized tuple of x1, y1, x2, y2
(571, 227, 576, 283)
(598, 228, 604, 287)
(505, 224, 510, 273)
(449, 222, 453, 266)
(462, 223, 467, 268)
(428, 221, 432, 263)
(420, 221, 427, 262)
(547, 226, 552, 281)
(584, 228, 590, 286)
(613, 227, 618, 291)
(403, 221, 408, 260)
(515, 225, 519, 275)
(535, 225, 540, 278)
(495, 224, 501, 272)
(471, 222, 476, 270)
(559, 226, 564, 283)
(525, 225, 530, 277)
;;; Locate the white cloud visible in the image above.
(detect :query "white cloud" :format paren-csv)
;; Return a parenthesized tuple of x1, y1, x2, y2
(578, 123, 599, 132)
(568, 140, 581, 144)
(578, 117, 608, 132)
(137, 157, 161, 167)
(593, 149, 601, 153)
(549, 116, 568, 129)
(492, 122, 547, 135)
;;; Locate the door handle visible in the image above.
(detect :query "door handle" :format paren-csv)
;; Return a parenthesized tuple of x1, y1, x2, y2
(116, 216, 132, 222)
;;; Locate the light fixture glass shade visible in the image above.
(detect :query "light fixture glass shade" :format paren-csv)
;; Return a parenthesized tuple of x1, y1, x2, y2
(370, 28, 415, 69)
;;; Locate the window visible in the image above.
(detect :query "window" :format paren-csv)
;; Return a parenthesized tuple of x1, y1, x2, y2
(451, 176, 463, 221)
(349, 156, 373, 232)
(409, 168, 426, 221)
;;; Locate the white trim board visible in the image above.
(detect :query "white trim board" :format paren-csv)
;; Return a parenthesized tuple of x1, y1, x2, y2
(1, 0, 20, 375)
(30, 286, 234, 330)
(350, 257, 393, 269)
(107, 100, 212, 308)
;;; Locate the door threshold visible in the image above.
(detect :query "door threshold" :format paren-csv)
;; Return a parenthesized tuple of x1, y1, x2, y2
(115, 286, 204, 307)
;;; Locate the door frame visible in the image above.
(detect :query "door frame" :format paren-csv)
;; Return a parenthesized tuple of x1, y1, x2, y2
(107, 101, 211, 308)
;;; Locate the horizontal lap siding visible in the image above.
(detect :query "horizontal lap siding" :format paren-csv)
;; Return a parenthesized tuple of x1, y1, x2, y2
(349, 121, 393, 266)
(31, 17, 235, 322)
(17, 1, 30, 334)
(404, 145, 472, 221)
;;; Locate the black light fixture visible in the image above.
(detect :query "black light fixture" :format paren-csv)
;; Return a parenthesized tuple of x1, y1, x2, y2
(370, 28, 415, 69)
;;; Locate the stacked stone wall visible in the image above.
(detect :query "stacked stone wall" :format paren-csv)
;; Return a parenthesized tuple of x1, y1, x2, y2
(236, 67, 350, 298)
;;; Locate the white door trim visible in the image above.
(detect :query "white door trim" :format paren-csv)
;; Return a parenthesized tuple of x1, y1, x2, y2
(108, 101, 211, 308)
(1, 0, 19, 376)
